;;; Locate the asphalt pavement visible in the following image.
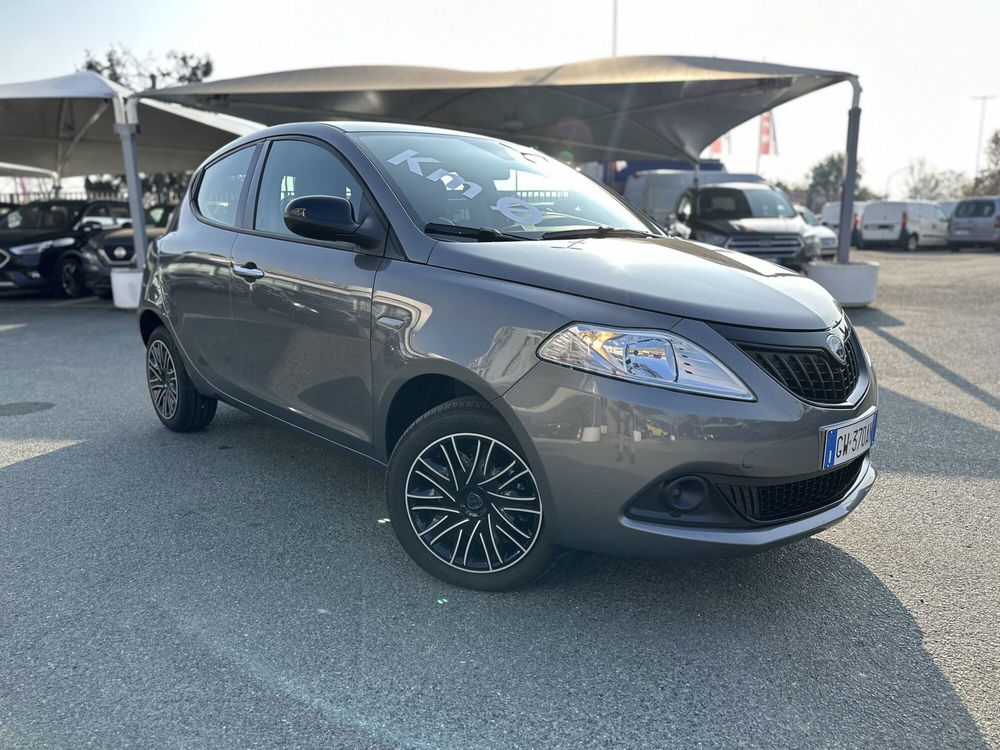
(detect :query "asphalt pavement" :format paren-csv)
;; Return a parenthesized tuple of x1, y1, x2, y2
(1, 248, 997, 749)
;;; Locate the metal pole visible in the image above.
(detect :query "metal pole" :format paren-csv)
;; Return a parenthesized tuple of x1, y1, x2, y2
(611, 0, 618, 56)
(835, 77, 862, 265)
(972, 94, 996, 186)
(113, 96, 148, 271)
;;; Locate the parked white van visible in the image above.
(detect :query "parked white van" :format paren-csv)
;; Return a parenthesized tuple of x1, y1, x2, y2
(624, 169, 765, 226)
(860, 201, 949, 251)
(820, 200, 870, 247)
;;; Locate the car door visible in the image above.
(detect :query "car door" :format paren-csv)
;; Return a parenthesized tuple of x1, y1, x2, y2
(158, 143, 260, 391)
(226, 137, 386, 454)
(933, 206, 950, 244)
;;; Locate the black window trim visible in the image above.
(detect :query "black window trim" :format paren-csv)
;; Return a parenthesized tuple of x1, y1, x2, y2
(190, 141, 264, 233)
(241, 134, 389, 257)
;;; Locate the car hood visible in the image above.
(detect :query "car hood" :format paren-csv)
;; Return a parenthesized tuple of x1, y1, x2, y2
(697, 216, 805, 235)
(0, 228, 80, 248)
(428, 235, 841, 331)
(102, 226, 169, 244)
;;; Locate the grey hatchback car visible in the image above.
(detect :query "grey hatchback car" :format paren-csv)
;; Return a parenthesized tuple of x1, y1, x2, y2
(139, 122, 878, 590)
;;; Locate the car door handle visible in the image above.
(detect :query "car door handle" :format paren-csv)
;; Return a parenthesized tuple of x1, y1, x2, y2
(233, 262, 264, 280)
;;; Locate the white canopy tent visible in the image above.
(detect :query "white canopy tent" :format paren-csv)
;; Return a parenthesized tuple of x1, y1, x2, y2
(0, 71, 258, 270)
(142, 55, 875, 303)
(0, 161, 57, 180)
(142, 56, 864, 267)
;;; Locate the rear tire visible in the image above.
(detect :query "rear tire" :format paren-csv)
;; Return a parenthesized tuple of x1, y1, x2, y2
(386, 397, 556, 591)
(145, 327, 217, 432)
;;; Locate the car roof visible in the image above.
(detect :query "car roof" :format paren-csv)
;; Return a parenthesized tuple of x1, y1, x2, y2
(697, 181, 776, 191)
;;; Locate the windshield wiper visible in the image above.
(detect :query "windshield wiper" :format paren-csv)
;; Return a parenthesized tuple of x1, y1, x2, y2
(541, 226, 656, 240)
(424, 223, 532, 242)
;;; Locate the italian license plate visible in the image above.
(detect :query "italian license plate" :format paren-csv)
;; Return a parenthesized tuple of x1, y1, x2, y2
(822, 409, 877, 469)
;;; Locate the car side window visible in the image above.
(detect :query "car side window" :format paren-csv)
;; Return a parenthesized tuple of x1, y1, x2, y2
(196, 147, 254, 227)
(86, 205, 109, 218)
(254, 140, 361, 238)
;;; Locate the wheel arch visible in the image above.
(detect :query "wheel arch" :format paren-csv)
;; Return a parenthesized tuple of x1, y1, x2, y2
(377, 362, 501, 462)
(139, 308, 165, 344)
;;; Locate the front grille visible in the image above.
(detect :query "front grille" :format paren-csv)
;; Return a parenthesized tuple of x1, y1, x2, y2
(726, 234, 803, 254)
(739, 333, 860, 404)
(716, 457, 865, 523)
(101, 244, 135, 264)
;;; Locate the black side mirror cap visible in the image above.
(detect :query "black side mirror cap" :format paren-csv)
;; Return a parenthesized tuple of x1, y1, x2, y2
(283, 194, 379, 250)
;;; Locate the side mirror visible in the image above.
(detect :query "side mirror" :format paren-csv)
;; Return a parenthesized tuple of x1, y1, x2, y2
(283, 195, 361, 242)
(676, 211, 690, 224)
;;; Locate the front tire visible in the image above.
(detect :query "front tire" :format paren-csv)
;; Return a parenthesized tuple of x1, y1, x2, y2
(51, 253, 88, 298)
(386, 398, 555, 590)
(145, 327, 217, 432)
(904, 233, 919, 252)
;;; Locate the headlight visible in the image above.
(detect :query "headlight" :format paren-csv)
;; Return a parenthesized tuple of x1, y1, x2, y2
(694, 231, 728, 247)
(803, 234, 822, 257)
(9, 240, 51, 256)
(821, 236, 837, 249)
(537, 324, 755, 401)
(8, 237, 74, 255)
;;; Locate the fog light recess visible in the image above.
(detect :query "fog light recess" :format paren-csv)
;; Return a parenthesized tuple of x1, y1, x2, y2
(660, 476, 709, 513)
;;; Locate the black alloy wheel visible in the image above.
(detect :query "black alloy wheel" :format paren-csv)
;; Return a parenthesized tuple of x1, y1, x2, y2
(387, 398, 555, 590)
(54, 254, 86, 298)
(146, 338, 179, 420)
(144, 327, 218, 432)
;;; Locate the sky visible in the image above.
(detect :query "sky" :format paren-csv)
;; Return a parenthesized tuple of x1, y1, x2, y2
(2, 0, 999, 198)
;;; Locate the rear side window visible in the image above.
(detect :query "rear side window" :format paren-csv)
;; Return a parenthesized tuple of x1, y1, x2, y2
(954, 200, 995, 218)
(197, 147, 254, 227)
(254, 140, 361, 237)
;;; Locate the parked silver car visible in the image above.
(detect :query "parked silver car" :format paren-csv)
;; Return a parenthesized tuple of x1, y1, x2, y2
(139, 122, 878, 590)
(947, 196, 1000, 251)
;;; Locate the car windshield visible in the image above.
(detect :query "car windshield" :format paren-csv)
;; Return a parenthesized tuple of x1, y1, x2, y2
(147, 204, 176, 228)
(954, 200, 995, 218)
(353, 131, 657, 237)
(798, 207, 820, 226)
(0, 202, 83, 230)
(697, 188, 797, 220)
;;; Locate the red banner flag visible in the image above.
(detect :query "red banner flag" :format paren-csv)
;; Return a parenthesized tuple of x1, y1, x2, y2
(759, 111, 777, 156)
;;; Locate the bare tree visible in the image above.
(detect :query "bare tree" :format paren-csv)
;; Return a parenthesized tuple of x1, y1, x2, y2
(82, 45, 212, 90)
(903, 158, 970, 200)
(973, 130, 1000, 195)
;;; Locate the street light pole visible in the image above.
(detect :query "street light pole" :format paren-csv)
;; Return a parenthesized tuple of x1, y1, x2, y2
(884, 165, 908, 200)
(972, 94, 997, 186)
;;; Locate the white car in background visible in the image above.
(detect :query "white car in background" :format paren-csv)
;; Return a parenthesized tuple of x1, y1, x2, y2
(861, 201, 950, 251)
(820, 200, 870, 247)
(795, 203, 838, 259)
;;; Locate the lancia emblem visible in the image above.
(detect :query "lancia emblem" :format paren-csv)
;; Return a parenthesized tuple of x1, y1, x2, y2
(826, 333, 847, 364)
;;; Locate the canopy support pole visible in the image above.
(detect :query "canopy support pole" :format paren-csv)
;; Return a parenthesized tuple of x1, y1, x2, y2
(113, 96, 148, 271)
(835, 77, 861, 265)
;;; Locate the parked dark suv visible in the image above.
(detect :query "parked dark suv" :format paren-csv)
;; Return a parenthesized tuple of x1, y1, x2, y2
(0, 199, 131, 296)
(671, 183, 821, 268)
(83, 203, 177, 298)
(139, 122, 878, 590)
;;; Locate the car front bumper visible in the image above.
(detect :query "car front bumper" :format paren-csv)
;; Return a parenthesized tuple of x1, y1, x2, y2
(500, 319, 878, 558)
